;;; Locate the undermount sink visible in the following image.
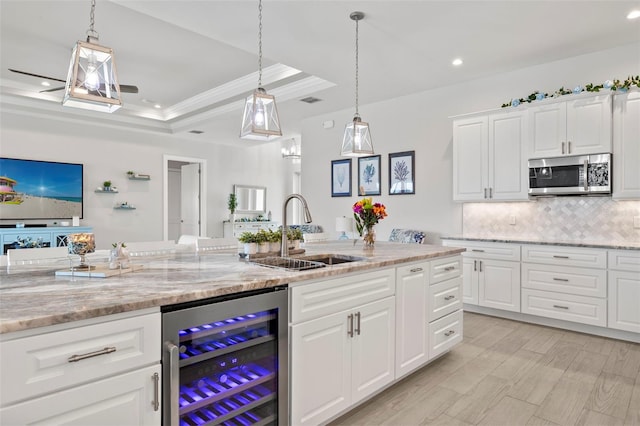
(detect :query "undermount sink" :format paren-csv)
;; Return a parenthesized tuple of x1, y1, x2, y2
(250, 254, 366, 271)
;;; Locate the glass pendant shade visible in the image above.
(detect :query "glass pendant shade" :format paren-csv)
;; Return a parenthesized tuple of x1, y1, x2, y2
(240, 87, 282, 140)
(341, 115, 373, 156)
(281, 138, 301, 159)
(63, 38, 122, 113)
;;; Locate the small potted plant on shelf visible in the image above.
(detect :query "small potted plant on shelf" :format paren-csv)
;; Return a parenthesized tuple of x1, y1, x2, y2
(103, 180, 112, 191)
(238, 231, 257, 255)
(127, 171, 135, 178)
(227, 193, 237, 222)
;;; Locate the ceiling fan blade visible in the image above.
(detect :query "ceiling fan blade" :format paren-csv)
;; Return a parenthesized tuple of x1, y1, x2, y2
(9, 68, 66, 83)
(10, 68, 139, 94)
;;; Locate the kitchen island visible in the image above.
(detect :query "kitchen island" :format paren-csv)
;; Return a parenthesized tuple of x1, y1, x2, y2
(0, 241, 464, 334)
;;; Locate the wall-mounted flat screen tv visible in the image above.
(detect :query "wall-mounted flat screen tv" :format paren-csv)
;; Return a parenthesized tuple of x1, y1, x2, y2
(0, 157, 83, 220)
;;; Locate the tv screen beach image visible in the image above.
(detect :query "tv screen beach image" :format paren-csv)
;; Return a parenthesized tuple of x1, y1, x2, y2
(0, 158, 83, 220)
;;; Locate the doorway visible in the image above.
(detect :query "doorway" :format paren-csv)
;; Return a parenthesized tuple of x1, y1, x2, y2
(163, 155, 207, 241)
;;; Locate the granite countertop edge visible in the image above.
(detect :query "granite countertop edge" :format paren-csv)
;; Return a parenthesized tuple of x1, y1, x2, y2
(441, 236, 640, 251)
(0, 242, 464, 334)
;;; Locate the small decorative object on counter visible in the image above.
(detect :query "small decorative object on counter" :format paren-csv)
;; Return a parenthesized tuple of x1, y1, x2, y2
(352, 197, 387, 248)
(109, 242, 129, 269)
(68, 233, 96, 270)
(238, 231, 257, 255)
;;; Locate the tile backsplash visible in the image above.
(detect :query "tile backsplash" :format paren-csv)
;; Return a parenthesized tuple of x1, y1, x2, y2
(463, 198, 640, 242)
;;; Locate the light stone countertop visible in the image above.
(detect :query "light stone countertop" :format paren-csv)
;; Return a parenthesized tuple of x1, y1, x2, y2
(0, 241, 464, 334)
(441, 235, 640, 250)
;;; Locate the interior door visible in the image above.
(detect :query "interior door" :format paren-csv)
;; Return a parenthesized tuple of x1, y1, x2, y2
(180, 163, 201, 237)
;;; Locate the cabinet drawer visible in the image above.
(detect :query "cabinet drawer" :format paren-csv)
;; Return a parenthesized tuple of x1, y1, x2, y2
(446, 240, 521, 262)
(521, 288, 606, 327)
(430, 255, 462, 284)
(429, 277, 462, 322)
(429, 310, 463, 359)
(608, 250, 640, 272)
(522, 245, 606, 268)
(291, 269, 395, 323)
(522, 263, 606, 298)
(0, 312, 160, 406)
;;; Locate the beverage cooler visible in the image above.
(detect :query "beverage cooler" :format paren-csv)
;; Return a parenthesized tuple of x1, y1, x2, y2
(162, 287, 288, 426)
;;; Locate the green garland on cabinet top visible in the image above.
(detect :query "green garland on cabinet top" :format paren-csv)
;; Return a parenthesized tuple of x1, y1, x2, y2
(501, 75, 640, 108)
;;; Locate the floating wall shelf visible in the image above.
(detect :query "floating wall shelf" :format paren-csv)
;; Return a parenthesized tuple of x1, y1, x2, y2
(95, 188, 118, 193)
(114, 205, 136, 210)
(127, 174, 151, 180)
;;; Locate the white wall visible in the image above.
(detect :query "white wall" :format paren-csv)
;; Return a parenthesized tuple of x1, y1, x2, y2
(300, 42, 640, 243)
(0, 111, 294, 249)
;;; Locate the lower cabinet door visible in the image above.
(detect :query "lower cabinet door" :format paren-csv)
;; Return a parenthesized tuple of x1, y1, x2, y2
(0, 364, 161, 426)
(479, 259, 521, 312)
(290, 310, 351, 426)
(351, 297, 395, 405)
(608, 270, 640, 333)
(462, 258, 479, 305)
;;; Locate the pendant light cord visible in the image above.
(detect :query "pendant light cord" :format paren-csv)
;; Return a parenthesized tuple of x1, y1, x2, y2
(258, 0, 263, 88)
(354, 16, 359, 116)
(87, 0, 99, 40)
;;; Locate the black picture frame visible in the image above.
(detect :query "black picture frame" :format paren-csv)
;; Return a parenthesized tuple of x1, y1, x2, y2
(389, 151, 415, 195)
(331, 159, 352, 197)
(357, 155, 381, 196)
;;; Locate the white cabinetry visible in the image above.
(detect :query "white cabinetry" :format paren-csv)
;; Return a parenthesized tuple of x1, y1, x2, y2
(613, 91, 640, 199)
(443, 240, 521, 312)
(608, 250, 640, 333)
(528, 94, 612, 158)
(521, 245, 607, 327)
(290, 270, 395, 426)
(0, 309, 161, 425)
(395, 256, 463, 379)
(453, 110, 528, 201)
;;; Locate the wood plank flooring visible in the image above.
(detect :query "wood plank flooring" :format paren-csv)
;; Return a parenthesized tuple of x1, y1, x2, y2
(329, 312, 640, 426)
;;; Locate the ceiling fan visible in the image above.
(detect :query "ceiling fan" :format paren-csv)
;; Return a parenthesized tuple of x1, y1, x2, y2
(8, 68, 139, 94)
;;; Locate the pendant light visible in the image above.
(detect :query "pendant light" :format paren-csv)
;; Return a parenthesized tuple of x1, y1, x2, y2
(341, 11, 374, 157)
(281, 138, 301, 160)
(240, 0, 282, 140)
(63, 0, 122, 113)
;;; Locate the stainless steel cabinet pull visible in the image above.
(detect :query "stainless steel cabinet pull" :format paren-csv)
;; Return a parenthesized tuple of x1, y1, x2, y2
(355, 312, 361, 335)
(553, 305, 569, 310)
(474, 260, 477, 272)
(444, 330, 456, 337)
(562, 141, 565, 154)
(444, 295, 455, 301)
(444, 266, 455, 272)
(479, 260, 483, 272)
(67, 346, 116, 363)
(471, 249, 485, 252)
(410, 267, 423, 273)
(553, 277, 569, 282)
(167, 342, 180, 426)
(152, 372, 160, 411)
(583, 159, 589, 191)
(484, 188, 488, 199)
(553, 255, 570, 259)
(489, 188, 493, 198)
(568, 141, 572, 154)
(347, 314, 354, 338)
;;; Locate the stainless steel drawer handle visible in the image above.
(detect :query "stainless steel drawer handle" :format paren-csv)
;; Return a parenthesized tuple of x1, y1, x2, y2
(553, 278, 569, 282)
(553, 255, 570, 259)
(355, 312, 361, 336)
(444, 330, 456, 337)
(152, 372, 160, 412)
(471, 249, 485, 252)
(347, 313, 354, 338)
(553, 305, 569, 310)
(410, 267, 423, 273)
(68, 346, 116, 363)
(444, 266, 455, 272)
(444, 295, 456, 300)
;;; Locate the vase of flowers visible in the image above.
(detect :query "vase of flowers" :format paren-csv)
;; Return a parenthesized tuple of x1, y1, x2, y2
(352, 197, 387, 247)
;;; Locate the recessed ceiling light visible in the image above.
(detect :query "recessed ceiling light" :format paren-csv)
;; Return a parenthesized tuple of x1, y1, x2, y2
(627, 10, 640, 19)
(452, 58, 463, 66)
(41, 81, 51, 87)
(154, 104, 162, 109)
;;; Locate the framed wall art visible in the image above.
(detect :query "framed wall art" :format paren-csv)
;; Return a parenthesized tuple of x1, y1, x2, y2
(331, 159, 352, 197)
(358, 155, 381, 196)
(389, 151, 415, 195)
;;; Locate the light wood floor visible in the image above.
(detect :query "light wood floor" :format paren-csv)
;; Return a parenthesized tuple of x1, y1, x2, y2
(330, 312, 640, 426)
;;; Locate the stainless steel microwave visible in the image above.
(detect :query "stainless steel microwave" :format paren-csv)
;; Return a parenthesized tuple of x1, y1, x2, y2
(528, 153, 611, 196)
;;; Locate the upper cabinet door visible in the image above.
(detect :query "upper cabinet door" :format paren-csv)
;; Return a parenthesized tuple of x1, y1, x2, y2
(566, 94, 612, 155)
(528, 102, 567, 158)
(613, 91, 640, 200)
(489, 110, 528, 200)
(453, 116, 489, 201)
